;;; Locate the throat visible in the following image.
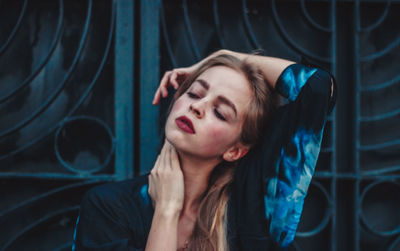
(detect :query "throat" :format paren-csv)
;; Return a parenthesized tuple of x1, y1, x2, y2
(177, 213, 196, 250)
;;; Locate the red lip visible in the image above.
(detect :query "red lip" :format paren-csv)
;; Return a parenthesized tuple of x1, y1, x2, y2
(175, 116, 195, 134)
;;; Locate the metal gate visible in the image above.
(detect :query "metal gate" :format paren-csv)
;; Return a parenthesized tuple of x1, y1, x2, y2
(0, 0, 399, 250)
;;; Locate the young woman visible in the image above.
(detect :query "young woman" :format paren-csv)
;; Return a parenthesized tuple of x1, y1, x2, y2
(73, 49, 336, 251)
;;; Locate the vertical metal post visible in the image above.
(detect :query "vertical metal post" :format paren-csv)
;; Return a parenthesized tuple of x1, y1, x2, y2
(114, 0, 135, 180)
(354, 0, 361, 250)
(139, 0, 161, 175)
(330, 1, 338, 250)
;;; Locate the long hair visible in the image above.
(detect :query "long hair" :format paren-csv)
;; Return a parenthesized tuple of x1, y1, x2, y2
(168, 54, 278, 251)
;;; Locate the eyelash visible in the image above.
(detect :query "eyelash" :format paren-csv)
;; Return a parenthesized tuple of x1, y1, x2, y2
(187, 92, 226, 121)
(214, 109, 226, 121)
(187, 92, 198, 99)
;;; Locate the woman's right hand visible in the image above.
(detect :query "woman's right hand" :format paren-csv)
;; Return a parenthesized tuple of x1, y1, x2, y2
(152, 66, 196, 105)
(148, 140, 184, 216)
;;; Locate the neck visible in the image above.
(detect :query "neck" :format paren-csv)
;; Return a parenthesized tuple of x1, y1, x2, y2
(177, 151, 221, 216)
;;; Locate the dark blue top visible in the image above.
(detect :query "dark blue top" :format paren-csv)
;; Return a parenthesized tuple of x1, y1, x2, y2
(72, 63, 337, 251)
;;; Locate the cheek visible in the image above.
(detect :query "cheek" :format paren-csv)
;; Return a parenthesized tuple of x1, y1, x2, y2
(165, 98, 186, 138)
(202, 124, 237, 150)
(166, 99, 184, 128)
(171, 98, 184, 113)
(209, 126, 228, 140)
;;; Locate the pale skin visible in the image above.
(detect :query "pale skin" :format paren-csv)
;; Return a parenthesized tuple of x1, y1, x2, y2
(147, 65, 253, 251)
(147, 49, 333, 251)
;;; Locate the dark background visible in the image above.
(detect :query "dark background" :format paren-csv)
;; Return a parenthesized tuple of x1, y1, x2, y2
(0, 0, 399, 250)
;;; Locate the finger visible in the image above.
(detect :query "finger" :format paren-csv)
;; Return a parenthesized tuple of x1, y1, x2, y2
(159, 141, 169, 170)
(170, 146, 180, 170)
(171, 77, 179, 90)
(160, 71, 171, 89)
(167, 145, 173, 170)
(147, 176, 155, 206)
(153, 154, 160, 170)
(170, 71, 180, 89)
(161, 86, 168, 98)
(152, 88, 161, 105)
(153, 71, 171, 104)
(164, 142, 173, 170)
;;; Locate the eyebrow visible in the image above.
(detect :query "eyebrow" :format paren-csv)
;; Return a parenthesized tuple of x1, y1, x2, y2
(218, 95, 237, 117)
(196, 79, 210, 90)
(195, 79, 238, 117)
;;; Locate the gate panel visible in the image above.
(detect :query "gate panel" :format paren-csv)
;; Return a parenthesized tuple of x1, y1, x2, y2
(0, 0, 399, 250)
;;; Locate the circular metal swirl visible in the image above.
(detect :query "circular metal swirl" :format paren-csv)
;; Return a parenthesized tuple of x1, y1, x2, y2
(0, 0, 64, 104)
(360, 180, 400, 237)
(358, 0, 391, 33)
(0, 0, 28, 56)
(388, 235, 400, 251)
(300, 0, 332, 32)
(296, 180, 332, 237)
(0, 181, 102, 250)
(54, 116, 115, 174)
(0, 0, 115, 162)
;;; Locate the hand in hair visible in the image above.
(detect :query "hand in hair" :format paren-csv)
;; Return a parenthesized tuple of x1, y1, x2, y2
(148, 140, 184, 216)
(152, 66, 196, 105)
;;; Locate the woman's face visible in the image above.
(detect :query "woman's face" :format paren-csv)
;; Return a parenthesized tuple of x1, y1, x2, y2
(165, 66, 252, 161)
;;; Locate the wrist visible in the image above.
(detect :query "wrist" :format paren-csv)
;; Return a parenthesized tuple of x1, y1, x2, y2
(155, 204, 181, 219)
(216, 49, 232, 57)
(218, 49, 247, 61)
(154, 210, 180, 224)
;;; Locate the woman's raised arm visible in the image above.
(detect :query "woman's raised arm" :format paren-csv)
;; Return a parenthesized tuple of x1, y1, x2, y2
(152, 49, 334, 106)
(217, 49, 295, 89)
(221, 49, 334, 98)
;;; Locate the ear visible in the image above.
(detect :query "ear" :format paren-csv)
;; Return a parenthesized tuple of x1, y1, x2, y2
(222, 142, 250, 162)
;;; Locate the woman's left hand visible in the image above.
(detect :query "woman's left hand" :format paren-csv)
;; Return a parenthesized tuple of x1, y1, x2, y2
(148, 140, 184, 216)
(152, 66, 196, 105)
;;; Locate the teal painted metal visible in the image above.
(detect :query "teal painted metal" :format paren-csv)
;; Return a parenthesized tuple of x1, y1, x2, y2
(329, 1, 337, 250)
(0, 1, 399, 249)
(0, 172, 116, 181)
(115, 0, 135, 180)
(354, 2, 361, 250)
(139, 0, 161, 175)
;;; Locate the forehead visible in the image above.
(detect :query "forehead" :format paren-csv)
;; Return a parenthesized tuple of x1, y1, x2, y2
(194, 66, 253, 112)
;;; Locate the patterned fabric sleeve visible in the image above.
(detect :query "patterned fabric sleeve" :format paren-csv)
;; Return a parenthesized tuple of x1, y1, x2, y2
(263, 63, 336, 248)
(229, 63, 336, 251)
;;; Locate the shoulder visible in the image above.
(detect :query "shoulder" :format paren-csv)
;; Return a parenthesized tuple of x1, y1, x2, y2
(85, 174, 149, 198)
(75, 175, 153, 249)
(81, 174, 152, 217)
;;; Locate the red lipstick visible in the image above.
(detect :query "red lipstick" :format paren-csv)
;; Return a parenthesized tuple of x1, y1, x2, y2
(175, 116, 195, 134)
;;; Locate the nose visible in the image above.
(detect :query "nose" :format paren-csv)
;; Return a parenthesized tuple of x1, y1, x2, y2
(189, 100, 205, 118)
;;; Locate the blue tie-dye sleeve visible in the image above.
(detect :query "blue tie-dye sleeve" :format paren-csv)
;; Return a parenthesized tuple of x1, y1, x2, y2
(275, 64, 317, 102)
(263, 64, 335, 248)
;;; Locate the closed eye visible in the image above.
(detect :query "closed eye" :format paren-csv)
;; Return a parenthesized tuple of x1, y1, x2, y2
(187, 92, 199, 99)
(214, 109, 226, 121)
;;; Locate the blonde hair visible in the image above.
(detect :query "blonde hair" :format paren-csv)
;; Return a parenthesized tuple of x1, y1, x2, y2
(170, 54, 278, 251)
